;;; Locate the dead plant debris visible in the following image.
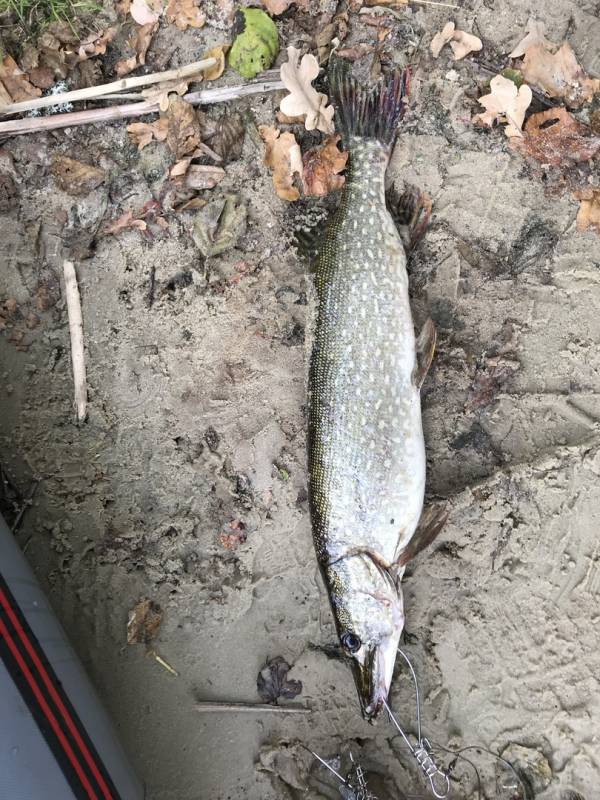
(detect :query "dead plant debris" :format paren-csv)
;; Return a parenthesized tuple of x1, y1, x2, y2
(127, 598, 163, 644)
(279, 46, 335, 134)
(257, 656, 302, 704)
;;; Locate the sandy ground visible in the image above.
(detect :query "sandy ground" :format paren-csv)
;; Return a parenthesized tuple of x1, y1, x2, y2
(2, 0, 600, 797)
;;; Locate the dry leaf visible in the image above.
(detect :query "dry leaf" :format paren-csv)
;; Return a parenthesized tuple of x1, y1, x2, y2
(259, 125, 303, 202)
(127, 118, 169, 150)
(209, 112, 245, 163)
(302, 135, 348, 196)
(116, 22, 157, 76)
(430, 21, 482, 60)
(192, 194, 247, 258)
(142, 78, 189, 111)
(430, 21, 455, 58)
(127, 599, 163, 644)
(520, 42, 600, 108)
(174, 196, 208, 212)
(510, 107, 600, 167)
(473, 74, 532, 138)
(450, 29, 482, 60)
(165, 96, 202, 158)
(261, 0, 307, 14)
(185, 165, 226, 190)
(77, 26, 118, 61)
(219, 519, 247, 549)
(0, 56, 42, 104)
(279, 46, 334, 134)
(575, 189, 600, 234)
(203, 44, 229, 80)
(336, 43, 375, 60)
(50, 156, 105, 195)
(508, 17, 549, 59)
(257, 656, 302, 704)
(29, 67, 55, 89)
(103, 210, 148, 235)
(165, 0, 206, 30)
(130, 0, 161, 25)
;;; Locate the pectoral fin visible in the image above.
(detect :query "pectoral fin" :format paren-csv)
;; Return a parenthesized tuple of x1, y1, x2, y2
(395, 504, 448, 567)
(412, 318, 436, 389)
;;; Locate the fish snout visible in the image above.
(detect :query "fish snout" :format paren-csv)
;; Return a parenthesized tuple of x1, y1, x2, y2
(352, 643, 396, 723)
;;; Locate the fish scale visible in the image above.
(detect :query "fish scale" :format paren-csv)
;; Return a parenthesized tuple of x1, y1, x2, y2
(307, 65, 431, 720)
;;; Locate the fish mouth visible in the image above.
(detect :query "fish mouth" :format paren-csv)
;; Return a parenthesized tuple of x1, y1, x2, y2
(352, 642, 397, 723)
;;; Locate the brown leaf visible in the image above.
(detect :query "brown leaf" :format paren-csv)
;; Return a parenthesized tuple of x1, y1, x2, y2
(259, 125, 303, 202)
(0, 56, 42, 104)
(520, 42, 600, 108)
(508, 17, 549, 59)
(130, 0, 161, 25)
(127, 118, 169, 150)
(174, 197, 208, 212)
(127, 599, 163, 644)
(336, 43, 375, 60)
(279, 46, 335, 134)
(142, 78, 189, 112)
(219, 519, 247, 549)
(77, 27, 118, 61)
(257, 656, 302, 704)
(165, 96, 202, 158)
(430, 21, 482, 60)
(261, 0, 307, 14)
(29, 67, 55, 89)
(302, 135, 348, 196)
(575, 189, 600, 235)
(165, 0, 206, 30)
(185, 164, 226, 190)
(116, 22, 157, 77)
(202, 44, 229, 80)
(50, 156, 105, 196)
(511, 107, 600, 167)
(472, 75, 532, 138)
(103, 209, 148, 235)
(209, 112, 245, 162)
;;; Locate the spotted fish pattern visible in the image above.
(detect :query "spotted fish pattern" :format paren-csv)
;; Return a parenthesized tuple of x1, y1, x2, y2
(307, 67, 428, 719)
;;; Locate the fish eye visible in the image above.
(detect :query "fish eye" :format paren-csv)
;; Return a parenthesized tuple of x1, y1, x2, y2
(341, 632, 361, 653)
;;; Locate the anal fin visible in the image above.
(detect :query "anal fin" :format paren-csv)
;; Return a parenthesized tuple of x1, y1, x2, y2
(413, 318, 436, 389)
(386, 184, 433, 252)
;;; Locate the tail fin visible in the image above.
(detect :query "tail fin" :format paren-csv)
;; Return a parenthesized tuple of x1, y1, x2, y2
(328, 58, 410, 150)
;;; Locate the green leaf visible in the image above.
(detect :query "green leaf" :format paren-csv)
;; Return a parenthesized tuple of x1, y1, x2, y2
(228, 7, 279, 79)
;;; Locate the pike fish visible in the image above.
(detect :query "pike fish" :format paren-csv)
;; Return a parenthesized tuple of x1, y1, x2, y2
(308, 65, 443, 721)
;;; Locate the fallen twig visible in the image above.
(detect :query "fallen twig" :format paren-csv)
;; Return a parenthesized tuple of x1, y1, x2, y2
(194, 701, 311, 714)
(62, 260, 87, 423)
(0, 59, 217, 117)
(0, 78, 285, 137)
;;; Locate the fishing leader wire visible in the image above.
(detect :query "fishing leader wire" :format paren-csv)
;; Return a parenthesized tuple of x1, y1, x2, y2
(307, 647, 529, 800)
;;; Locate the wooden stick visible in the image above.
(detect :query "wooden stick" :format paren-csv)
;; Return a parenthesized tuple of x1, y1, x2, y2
(0, 79, 285, 137)
(0, 59, 217, 117)
(194, 702, 311, 714)
(62, 261, 87, 423)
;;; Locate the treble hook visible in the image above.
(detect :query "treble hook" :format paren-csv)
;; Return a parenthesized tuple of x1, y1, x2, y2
(382, 648, 451, 799)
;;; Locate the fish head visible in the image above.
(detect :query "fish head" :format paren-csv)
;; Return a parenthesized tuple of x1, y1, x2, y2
(326, 551, 404, 722)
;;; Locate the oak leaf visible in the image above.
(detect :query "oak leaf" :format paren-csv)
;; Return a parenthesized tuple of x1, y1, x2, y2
(165, 0, 206, 30)
(279, 46, 334, 134)
(50, 156, 105, 195)
(473, 74, 532, 138)
(520, 42, 600, 108)
(127, 118, 169, 150)
(192, 194, 247, 258)
(575, 189, 600, 235)
(115, 22, 157, 77)
(510, 107, 600, 167)
(130, 0, 161, 24)
(259, 125, 303, 202)
(430, 21, 482, 60)
(203, 44, 229, 80)
(302, 135, 348, 196)
(0, 56, 41, 104)
(508, 17, 549, 59)
(261, 0, 307, 14)
(165, 96, 202, 158)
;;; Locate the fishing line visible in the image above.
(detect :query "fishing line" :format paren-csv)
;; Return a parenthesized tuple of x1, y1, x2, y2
(307, 647, 529, 800)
